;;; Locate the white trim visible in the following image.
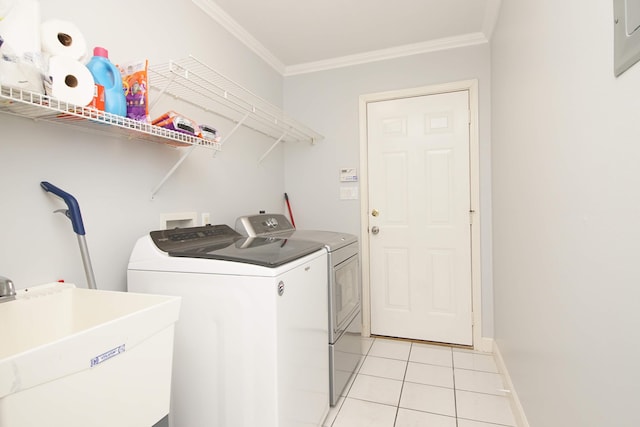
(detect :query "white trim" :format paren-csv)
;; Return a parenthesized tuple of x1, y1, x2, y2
(479, 336, 495, 353)
(359, 97, 372, 337)
(191, 0, 286, 75)
(493, 340, 531, 427)
(285, 33, 488, 76)
(358, 80, 483, 349)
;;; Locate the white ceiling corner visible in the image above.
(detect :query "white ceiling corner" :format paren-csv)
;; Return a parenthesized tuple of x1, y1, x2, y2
(192, 0, 501, 77)
(191, 0, 287, 74)
(482, 0, 503, 39)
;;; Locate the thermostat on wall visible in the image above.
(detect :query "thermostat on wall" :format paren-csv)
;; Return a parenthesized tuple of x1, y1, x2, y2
(340, 167, 358, 182)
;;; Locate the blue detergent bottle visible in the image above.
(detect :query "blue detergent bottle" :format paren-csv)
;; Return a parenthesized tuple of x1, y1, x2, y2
(86, 46, 126, 116)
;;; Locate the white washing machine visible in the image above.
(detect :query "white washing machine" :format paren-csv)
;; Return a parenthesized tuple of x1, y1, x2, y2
(127, 224, 329, 427)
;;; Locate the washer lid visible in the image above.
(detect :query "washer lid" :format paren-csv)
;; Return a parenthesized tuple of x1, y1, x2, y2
(150, 224, 324, 268)
(167, 237, 323, 267)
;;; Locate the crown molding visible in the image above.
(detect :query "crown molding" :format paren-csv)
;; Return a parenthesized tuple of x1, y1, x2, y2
(284, 32, 489, 76)
(193, 0, 495, 77)
(192, 0, 286, 75)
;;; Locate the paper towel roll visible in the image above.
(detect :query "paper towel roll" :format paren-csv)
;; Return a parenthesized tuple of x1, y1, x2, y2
(0, 0, 44, 93)
(41, 19, 87, 61)
(45, 56, 95, 106)
(0, 0, 16, 20)
(0, 0, 39, 54)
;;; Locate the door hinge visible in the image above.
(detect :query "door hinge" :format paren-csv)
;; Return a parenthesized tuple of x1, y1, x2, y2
(469, 209, 475, 224)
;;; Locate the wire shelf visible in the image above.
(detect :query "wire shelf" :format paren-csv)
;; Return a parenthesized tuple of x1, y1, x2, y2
(0, 85, 222, 150)
(0, 57, 323, 196)
(148, 56, 323, 145)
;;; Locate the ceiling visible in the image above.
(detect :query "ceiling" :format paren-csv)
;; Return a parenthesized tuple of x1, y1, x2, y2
(193, 0, 502, 76)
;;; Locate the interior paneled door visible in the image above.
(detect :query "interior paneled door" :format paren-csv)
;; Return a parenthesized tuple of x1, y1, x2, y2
(367, 90, 472, 346)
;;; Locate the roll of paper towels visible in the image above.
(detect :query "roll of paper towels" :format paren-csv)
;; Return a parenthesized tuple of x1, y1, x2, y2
(0, 0, 16, 20)
(45, 56, 95, 106)
(0, 0, 44, 93)
(0, 0, 39, 54)
(41, 19, 87, 61)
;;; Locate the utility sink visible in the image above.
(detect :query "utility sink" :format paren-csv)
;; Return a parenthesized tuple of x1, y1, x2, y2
(0, 282, 181, 427)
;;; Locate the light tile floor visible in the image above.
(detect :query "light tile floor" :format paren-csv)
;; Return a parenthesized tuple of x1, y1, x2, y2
(324, 337, 517, 427)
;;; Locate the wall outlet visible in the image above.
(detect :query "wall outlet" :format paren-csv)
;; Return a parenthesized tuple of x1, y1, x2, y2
(339, 186, 359, 200)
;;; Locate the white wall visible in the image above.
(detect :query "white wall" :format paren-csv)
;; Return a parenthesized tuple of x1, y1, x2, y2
(491, 1, 640, 425)
(283, 44, 495, 337)
(0, 0, 286, 291)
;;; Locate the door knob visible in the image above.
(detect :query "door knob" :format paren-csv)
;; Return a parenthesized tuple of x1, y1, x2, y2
(371, 209, 379, 217)
(371, 226, 380, 235)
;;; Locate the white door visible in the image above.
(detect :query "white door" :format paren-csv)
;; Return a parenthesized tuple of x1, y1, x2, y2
(367, 90, 472, 346)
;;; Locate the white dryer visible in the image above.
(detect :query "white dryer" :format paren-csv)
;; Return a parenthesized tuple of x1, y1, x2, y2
(127, 224, 329, 427)
(235, 214, 363, 406)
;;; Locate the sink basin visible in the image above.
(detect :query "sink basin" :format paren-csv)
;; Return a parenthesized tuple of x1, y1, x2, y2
(0, 282, 181, 426)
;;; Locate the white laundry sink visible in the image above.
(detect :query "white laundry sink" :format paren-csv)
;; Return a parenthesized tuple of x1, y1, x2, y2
(0, 282, 181, 427)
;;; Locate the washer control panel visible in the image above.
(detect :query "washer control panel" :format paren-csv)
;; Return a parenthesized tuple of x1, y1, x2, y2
(235, 213, 295, 237)
(150, 224, 240, 252)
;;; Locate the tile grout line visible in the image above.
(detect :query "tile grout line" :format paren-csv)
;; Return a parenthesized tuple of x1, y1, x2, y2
(392, 341, 411, 427)
(452, 348, 459, 427)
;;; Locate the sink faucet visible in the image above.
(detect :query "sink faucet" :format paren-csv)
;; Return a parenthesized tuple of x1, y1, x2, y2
(0, 276, 16, 303)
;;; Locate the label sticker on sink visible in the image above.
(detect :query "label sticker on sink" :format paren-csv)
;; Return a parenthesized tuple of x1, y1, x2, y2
(90, 344, 125, 367)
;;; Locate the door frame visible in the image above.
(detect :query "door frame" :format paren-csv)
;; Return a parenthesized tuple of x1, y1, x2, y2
(358, 79, 483, 349)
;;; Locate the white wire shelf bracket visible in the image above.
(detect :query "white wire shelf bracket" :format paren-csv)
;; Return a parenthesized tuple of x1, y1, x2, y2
(148, 56, 324, 147)
(151, 145, 197, 199)
(0, 85, 222, 150)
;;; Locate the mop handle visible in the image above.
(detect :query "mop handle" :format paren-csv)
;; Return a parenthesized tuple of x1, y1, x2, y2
(284, 192, 296, 228)
(40, 181, 86, 235)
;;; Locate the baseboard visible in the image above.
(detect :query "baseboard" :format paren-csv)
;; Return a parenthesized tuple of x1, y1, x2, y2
(478, 336, 494, 352)
(492, 340, 530, 427)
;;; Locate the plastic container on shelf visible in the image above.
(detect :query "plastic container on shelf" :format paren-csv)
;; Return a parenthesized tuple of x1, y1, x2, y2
(85, 46, 126, 116)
